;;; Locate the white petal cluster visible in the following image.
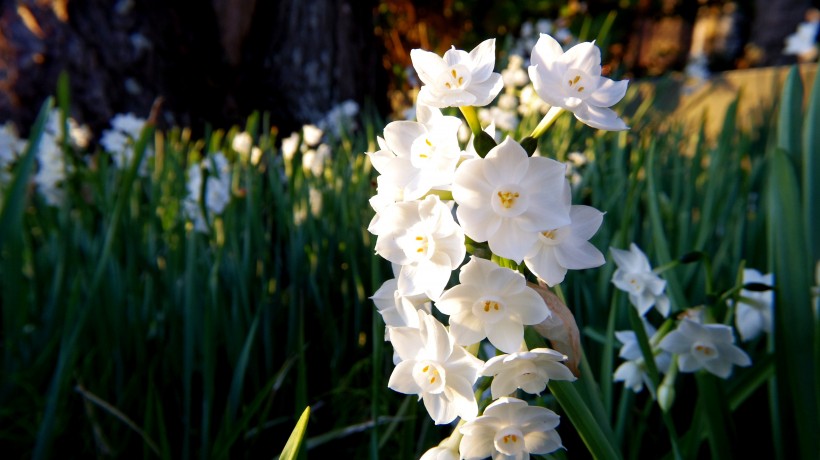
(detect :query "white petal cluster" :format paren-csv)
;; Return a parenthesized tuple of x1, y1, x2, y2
(732, 268, 774, 342)
(659, 319, 751, 379)
(100, 113, 152, 174)
(184, 152, 232, 232)
(453, 137, 570, 263)
(367, 35, 622, 457)
(611, 243, 671, 317)
(436, 256, 548, 353)
(524, 205, 606, 286)
(412, 39, 504, 108)
(482, 348, 576, 399)
(388, 311, 482, 424)
(529, 34, 629, 131)
(459, 397, 563, 458)
(370, 195, 465, 300)
(613, 320, 672, 393)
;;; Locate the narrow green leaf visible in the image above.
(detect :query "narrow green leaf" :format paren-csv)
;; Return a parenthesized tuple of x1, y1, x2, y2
(695, 372, 732, 459)
(278, 406, 310, 460)
(803, 61, 820, 264)
(548, 381, 622, 460)
(777, 66, 803, 163)
(227, 314, 260, 421)
(766, 148, 818, 458)
(0, 98, 52, 246)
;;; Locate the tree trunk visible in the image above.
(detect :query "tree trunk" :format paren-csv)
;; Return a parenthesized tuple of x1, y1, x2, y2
(0, 0, 386, 136)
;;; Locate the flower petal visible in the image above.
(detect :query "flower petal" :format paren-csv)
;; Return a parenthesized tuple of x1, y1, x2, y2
(468, 38, 497, 82)
(486, 317, 524, 354)
(588, 77, 628, 108)
(411, 49, 447, 86)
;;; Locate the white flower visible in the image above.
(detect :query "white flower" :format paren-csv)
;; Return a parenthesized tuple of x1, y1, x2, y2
(459, 397, 563, 459)
(524, 205, 606, 286)
(371, 277, 432, 331)
(435, 257, 549, 353)
(613, 320, 672, 393)
(611, 243, 671, 317)
(452, 137, 571, 263)
(528, 34, 629, 131)
(369, 195, 466, 300)
(100, 113, 151, 174)
(419, 446, 458, 460)
(232, 131, 253, 156)
(302, 124, 323, 146)
(481, 348, 576, 399)
(0, 122, 26, 185)
(732, 268, 774, 342)
(784, 20, 819, 58)
(368, 108, 462, 201)
(659, 319, 751, 379)
(302, 143, 330, 176)
(411, 38, 504, 108)
(281, 132, 300, 161)
(34, 134, 67, 206)
(388, 311, 482, 425)
(183, 152, 232, 232)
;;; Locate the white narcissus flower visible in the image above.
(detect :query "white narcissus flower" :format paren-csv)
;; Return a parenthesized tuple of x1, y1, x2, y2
(388, 311, 483, 425)
(452, 137, 571, 263)
(613, 320, 672, 393)
(459, 397, 563, 459)
(369, 195, 466, 300)
(183, 152, 232, 232)
(419, 445, 459, 460)
(611, 243, 671, 317)
(367, 106, 462, 201)
(371, 277, 432, 331)
(435, 257, 549, 353)
(659, 319, 751, 379)
(529, 33, 629, 131)
(100, 113, 152, 174)
(481, 348, 576, 399)
(411, 39, 504, 108)
(524, 204, 606, 287)
(732, 268, 774, 342)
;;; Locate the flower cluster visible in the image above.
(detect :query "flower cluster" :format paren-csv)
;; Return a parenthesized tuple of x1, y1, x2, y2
(610, 243, 756, 395)
(368, 35, 627, 459)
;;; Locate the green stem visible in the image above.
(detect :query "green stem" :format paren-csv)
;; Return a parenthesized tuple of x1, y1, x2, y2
(459, 106, 482, 136)
(549, 380, 622, 460)
(529, 106, 562, 139)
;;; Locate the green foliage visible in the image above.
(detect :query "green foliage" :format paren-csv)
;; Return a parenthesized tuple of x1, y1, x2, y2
(1, 64, 819, 459)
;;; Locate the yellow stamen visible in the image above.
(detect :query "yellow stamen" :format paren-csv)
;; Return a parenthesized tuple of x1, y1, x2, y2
(542, 229, 557, 239)
(497, 191, 520, 209)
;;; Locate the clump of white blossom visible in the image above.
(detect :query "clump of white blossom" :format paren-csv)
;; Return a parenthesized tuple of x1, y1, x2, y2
(367, 32, 626, 458)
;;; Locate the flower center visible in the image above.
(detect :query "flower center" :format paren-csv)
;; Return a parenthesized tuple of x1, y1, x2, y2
(410, 136, 437, 168)
(412, 360, 446, 394)
(397, 227, 436, 263)
(472, 297, 506, 324)
(438, 64, 472, 91)
(627, 276, 643, 293)
(692, 341, 718, 362)
(561, 68, 596, 106)
(494, 426, 525, 456)
(491, 184, 527, 217)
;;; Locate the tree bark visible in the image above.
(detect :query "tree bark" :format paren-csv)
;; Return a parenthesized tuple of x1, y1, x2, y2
(0, 0, 386, 136)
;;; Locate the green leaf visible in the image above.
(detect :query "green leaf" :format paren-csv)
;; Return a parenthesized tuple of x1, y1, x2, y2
(0, 98, 52, 247)
(548, 381, 622, 460)
(766, 148, 818, 458)
(278, 406, 310, 460)
(777, 66, 803, 164)
(803, 60, 820, 264)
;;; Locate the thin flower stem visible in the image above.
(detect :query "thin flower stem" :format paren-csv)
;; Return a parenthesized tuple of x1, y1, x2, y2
(459, 106, 483, 136)
(529, 106, 562, 139)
